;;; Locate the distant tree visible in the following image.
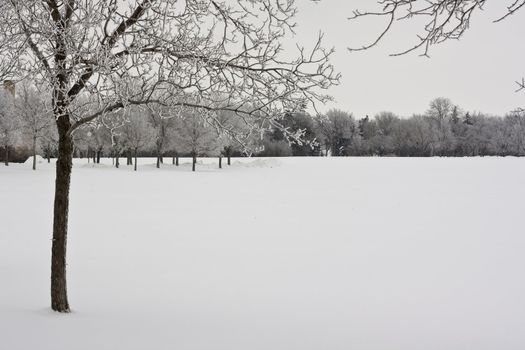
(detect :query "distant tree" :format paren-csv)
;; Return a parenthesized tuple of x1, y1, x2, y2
(257, 124, 292, 157)
(41, 123, 58, 163)
(316, 109, 356, 156)
(258, 138, 293, 157)
(355, 116, 378, 155)
(176, 111, 223, 172)
(82, 121, 111, 164)
(257, 112, 320, 157)
(122, 109, 154, 171)
(358, 116, 377, 140)
(281, 112, 321, 156)
(373, 112, 399, 155)
(391, 116, 433, 156)
(148, 107, 175, 169)
(0, 89, 18, 166)
(425, 98, 456, 156)
(109, 131, 125, 168)
(464, 112, 475, 126)
(17, 83, 54, 170)
(214, 109, 259, 164)
(503, 110, 525, 156)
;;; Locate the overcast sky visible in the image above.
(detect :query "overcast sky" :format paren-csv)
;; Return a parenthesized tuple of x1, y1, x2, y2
(288, 0, 525, 118)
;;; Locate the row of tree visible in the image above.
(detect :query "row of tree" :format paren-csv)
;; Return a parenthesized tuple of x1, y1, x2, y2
(0, 84, 56, 168)
(264, 98, 525, 157)
(2, 89, 525, 170)
(1, 84, 258, 171)
(72, 107, 250, 171)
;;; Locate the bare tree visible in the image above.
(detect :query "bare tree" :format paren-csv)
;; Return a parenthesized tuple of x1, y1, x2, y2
(426, 98, 456, 156)
(41, 123, 58, 163)
(148, 106, 174, 169)
(349, 1, 523, 55)
(349, 0, 525, 90)
(503, 110, 525, 155)
(84, 122, 111, 164)
(17, 83, 54, 170)
(214, 109, 260, 165)
(0, 89, 18, 166)
(0, 1, 338, 312)
(316, 109, 356, 156)
(122, 108, 154, 171)
(176, 110, 223, 172)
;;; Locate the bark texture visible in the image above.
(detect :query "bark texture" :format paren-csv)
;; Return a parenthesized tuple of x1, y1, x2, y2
(51, 116, 73, 313)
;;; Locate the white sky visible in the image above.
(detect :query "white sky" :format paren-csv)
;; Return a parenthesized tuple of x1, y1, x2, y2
(289, 0, 525, 118)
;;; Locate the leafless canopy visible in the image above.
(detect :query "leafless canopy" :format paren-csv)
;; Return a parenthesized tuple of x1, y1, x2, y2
(0, 0, 339, 136)
(348, 0, 524, 57)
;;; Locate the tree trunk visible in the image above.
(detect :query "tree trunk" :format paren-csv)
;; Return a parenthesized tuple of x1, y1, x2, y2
(134, 149, 138, 171)
(4, 146, 8, 166)
(219, 156, 222, 169)
(176, 156, 179, 166)
(115, 154, 120, 168)
(51, 120, 73, 313)
(172, 156, 175, 165)
(156, 155, 160, 168)
(33, 136, 37, 171)
(192, 155, 196, 172)
(48, 153, 51, 163)
(96, 150, 101, 164)
(227, 154, 231, 166)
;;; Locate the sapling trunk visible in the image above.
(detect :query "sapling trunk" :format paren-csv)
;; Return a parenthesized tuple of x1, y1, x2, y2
(219, 156, 222, 169)
(32, 136, 37, 170)
(134, 149, 138, 171)
(51, 115, 73, 313)
(4, 146, 8, 166)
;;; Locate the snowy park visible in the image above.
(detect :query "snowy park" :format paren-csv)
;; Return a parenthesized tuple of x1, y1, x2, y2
(1, 157, 525, 350)
(1, 0, 525, 349)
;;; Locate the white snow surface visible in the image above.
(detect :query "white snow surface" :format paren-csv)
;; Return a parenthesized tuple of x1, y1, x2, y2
(1, 157, 524, 350)
(23, 155, 46, 164)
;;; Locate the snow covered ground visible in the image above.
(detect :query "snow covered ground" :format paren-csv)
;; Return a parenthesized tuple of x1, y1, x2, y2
(1, 157, 524, 350)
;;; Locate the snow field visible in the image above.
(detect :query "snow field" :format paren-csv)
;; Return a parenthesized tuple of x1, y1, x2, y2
(1, 157, 524, 350)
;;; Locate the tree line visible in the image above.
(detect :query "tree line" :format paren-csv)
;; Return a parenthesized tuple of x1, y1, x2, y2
(255, 97, 525, 158)
(2, 90, 525, 170)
